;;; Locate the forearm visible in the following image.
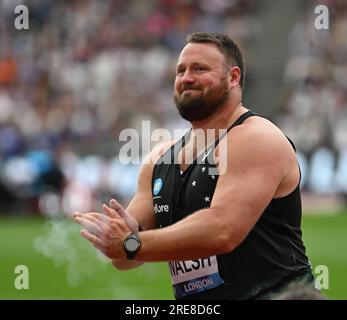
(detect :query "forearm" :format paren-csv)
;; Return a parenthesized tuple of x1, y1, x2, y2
(126, 199, 156, 231)
(135, 208, 235, 262)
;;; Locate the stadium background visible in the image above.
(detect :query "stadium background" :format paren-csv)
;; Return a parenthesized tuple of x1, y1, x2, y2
(0, 0, 346, 299)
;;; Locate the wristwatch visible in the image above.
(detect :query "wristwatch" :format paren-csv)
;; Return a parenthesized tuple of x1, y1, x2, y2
(123, 233, 141, 260)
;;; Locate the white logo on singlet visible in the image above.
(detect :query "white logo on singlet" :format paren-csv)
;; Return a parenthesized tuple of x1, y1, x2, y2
(154, 203, 169, 214)
(201, 148, 212, 162)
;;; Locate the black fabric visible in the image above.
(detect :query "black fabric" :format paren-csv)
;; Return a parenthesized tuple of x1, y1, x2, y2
(152, 111, 312, 299)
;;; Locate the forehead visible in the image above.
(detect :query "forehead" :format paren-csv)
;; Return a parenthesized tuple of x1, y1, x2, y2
(177, 42, 225, 67)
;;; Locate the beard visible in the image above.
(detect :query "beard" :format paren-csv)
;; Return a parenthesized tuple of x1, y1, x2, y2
(173, 78, 230, 122)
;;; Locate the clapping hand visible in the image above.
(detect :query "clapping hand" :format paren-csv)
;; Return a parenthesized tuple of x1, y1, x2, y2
(73, 199, 134, 260)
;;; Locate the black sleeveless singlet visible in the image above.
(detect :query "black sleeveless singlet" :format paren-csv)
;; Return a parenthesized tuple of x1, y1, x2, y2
(151, 111, 312, 299)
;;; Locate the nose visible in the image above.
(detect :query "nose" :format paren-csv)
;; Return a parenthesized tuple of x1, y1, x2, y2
(181, 70, 195, 85)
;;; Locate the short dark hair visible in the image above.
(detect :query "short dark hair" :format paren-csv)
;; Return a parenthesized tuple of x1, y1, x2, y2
(186, 32, 245, 89)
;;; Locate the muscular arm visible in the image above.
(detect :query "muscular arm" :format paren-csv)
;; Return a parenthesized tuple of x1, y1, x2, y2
(111, 141, 174, 269)
(75, 123, 297, 264)
(135, 123, 293, 262)
(124, 141, 175, 230)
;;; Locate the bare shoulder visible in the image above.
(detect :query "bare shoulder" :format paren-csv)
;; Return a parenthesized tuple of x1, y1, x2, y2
(220, 115, 296, 178)
(144, 140, 176, 166)
(137, 140, 176, 183)
(228, 115, 294, 156)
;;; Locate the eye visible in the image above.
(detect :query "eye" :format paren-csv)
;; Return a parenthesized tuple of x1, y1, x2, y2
(176, 69, 185, 76)
(194, 66, 206, 72)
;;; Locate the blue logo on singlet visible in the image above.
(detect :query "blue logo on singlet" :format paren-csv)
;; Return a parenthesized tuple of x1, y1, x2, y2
(153, 178, 163, 196)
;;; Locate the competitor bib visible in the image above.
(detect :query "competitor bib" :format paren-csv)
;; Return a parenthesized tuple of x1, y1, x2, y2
(168, 256, 225, 298)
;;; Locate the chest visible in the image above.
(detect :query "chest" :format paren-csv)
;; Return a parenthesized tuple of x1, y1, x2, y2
(152, 161, 219, 228)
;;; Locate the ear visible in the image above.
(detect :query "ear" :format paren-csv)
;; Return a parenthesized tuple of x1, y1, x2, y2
(229, 66, 241, 89)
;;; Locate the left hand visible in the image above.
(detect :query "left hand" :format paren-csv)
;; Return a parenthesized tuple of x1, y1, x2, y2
(73, 204, 132, 260)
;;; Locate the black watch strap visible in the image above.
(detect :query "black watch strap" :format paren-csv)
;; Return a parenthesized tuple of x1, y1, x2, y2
(126, 249, 137, 260)
(123, 233, 141, 260)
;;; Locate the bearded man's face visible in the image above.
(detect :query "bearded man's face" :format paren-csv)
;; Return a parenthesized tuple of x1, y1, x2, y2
(173, 43, 230, 121)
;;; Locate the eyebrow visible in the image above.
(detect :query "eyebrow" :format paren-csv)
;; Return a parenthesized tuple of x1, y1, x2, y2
(176, 62, 210, 70)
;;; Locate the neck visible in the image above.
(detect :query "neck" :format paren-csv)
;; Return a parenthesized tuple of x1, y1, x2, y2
(190, 97, 246, 132)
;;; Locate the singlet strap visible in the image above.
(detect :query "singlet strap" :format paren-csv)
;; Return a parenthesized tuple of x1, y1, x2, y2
(214, 110, 257, 148)
(287, 137, 296, 152)
(164, 129, 191, 163)
(159, 111, 257, 165)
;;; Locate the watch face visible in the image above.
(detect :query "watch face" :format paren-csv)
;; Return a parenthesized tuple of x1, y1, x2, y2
(126, 237, 140, 252)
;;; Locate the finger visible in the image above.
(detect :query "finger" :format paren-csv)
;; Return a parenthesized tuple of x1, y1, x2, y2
(110, 199, 139, 232)
(82, 213, 112, 232)
(109, 199, 127, 218)
(103, 204, 122, 220)
(73, 211, 83, 218)
(73, 211, 107, 222)
(124, 215, 139, 233)
(106, 200, 122, 218)
(81, 229, 102, 247)
(75, 216, 103, 237)
(77, 213, 119, 247)
(84, 212, 111, 224)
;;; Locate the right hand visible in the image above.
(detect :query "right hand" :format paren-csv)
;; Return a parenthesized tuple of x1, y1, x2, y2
(108, 198, 144, 270)
(109, 198, 139, 233)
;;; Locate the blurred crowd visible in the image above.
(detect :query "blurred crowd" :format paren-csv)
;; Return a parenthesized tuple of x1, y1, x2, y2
(1, 0, 346, 216)
(0, 0, 260, 215)
(277, 0, 347, 194)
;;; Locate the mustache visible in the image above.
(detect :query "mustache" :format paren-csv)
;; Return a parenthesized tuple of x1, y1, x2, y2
(181, 85, 202, 92)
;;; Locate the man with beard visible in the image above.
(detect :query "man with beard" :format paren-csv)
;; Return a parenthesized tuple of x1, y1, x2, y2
(74, 32, 314, 300)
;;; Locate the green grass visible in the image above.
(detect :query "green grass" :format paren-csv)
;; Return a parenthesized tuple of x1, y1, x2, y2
(0, 213, 346, 299)
(0, 217, 173, 300)
(301, 213, 347, 300)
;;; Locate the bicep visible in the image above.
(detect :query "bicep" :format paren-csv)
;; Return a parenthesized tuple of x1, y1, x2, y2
(126, 161, 155, 230)
(211, 165, 279, 233)
(210, 130, 286, 244)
